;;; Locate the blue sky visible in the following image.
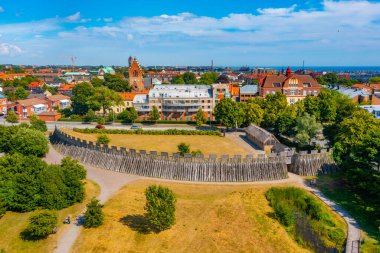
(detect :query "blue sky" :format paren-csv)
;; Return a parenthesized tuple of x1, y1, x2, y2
(0, 0, 380, 66)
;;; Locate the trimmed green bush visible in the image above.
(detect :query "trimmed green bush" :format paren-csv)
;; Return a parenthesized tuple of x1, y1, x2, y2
(22, 211, 57, 240)
(73, 128, 222, 136)
(97, 134, 110, 144)
(145, 185, 176, 232)
(84, 198, 104, 228)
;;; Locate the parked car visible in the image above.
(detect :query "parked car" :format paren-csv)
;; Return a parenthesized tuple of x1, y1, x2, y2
(130, 125, 142, 130)
(95, 124, 105, 129)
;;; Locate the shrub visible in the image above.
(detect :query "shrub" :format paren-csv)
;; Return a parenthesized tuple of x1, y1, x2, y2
(191, 149, 203, 157)
(22, 211, 57, 240)
(29, 114, 47, 132)
(97, 117, 106, 126)
(97, 134, 110, 145)
(19, 122, 30, 128)
(273, 202, 295, 226)
(6, 111, 18, 123)
(82, 109, 96, 123)
(83, 198, 104, 228)
(177, 143, 190, 156)
(0, 197, 7, 219)
(145, 185, 176, 231)
(8, 127, 48, 157)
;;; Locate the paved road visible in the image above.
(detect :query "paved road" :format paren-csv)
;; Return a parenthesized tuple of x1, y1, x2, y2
(45, 145, 139, 253)
(291, 173, 361, 253)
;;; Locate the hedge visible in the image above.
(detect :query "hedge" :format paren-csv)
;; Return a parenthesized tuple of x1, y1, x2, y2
(73, 128, 223, 136)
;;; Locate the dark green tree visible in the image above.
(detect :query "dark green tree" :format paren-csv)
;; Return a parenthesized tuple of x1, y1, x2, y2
(83, 198, 104, 228)
(82, 109, 96, 123)
(22, 211, 57, 240)
(242, 101, 264, 126)
(293, 113, 322, 145)
(171, 75, 185, 84)
(183, 72, 198, 84)
(15, 87, 29, 100)
(214, 98, 245, 128)
(145, 185, 176, 231)
(72, 82, 95, 115)
(88, 87, 123, 118)
(199, 72, 219, 84)
(8, 128, 48, 157)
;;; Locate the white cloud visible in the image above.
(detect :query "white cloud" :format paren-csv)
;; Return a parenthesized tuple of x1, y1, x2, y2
(0, 43, 22, 56)
(127, 34, 133, 41)
(257, 4, 297, 16)
(104, 18, 113, 22)
(66, 12, 80, 22)
(0, 6, 4, 13)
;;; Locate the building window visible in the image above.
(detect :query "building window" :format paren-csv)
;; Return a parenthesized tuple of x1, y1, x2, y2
(290, 90, 295, 96)
(303, 90, 307, 96)
(298, 89, 301, 95)
(284, 90, 288, 95)
(290, 98, 295, 104)
(272, 91, 275, 94)
(266, 90, 270, 95)
(314, 90, 318, 95)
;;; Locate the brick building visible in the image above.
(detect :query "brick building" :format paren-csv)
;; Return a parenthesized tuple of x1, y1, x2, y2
(0, 93, 8, 116)
(129, 57, 145, 91)
(259, 67, 321, 104)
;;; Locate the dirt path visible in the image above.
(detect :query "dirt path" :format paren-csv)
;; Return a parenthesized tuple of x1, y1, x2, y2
(44, 145, 139, 253)
(290, 173, 361, 253)
(225, 132, 265, 155)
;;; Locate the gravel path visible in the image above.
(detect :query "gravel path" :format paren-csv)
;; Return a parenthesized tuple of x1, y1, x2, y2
(44, 145, 139, 253)
(290, 173, 361, 253)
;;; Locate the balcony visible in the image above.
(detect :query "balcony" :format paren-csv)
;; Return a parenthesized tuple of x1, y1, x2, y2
(162, 102, 200, 106)
(162, 108, 186, 112)
(135, 107, 150, 112)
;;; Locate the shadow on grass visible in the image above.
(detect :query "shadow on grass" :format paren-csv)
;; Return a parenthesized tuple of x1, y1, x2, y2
(119, 214, 158, 234)
(20, 229, 47, 241)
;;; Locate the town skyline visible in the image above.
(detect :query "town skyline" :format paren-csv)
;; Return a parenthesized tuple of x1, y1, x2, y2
(1, 0, 380, 66)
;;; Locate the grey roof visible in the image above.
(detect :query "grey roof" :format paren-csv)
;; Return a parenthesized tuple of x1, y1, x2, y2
(240, 85, 258, 94)
(333, 87, 370, 98)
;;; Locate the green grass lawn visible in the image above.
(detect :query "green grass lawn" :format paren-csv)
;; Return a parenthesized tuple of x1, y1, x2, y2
(316, 174, 380, 253)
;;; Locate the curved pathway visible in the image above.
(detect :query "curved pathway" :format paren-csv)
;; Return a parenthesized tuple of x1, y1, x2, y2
(290, 173, 361, 253)
(44, 145, 139, 253)
(46, 145, 360, 253)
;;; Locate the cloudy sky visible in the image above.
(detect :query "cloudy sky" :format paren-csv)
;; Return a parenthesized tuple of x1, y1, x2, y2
(0, 0, 379, 66)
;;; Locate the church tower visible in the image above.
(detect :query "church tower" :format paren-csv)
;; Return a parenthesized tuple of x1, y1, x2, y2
(129, 57, 144, 91)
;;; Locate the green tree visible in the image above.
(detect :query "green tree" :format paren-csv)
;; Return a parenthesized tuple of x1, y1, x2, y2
(195, 107, 206, 127)
(293, 113, 322, 145)
(145, 185, 176, 231)
(97, 134, 110, 145)
(82, 109, 96, 123)
(171, 75, 185, 84)
(6, 111, 18, 124)
(90, 77, 104, 88)
(242, 101, 264, 126)
(183, 72, 198, 84)
(177, 143, 190, 156)
(0, 197, 6, 218)
(368, 76, 380, 84)
(88, 87, 123, 118)
(103, 73, 132, 92)
(199, 72, 219, 84)
(261, 93, 288, 128)
(303, 95, 320, 120)
(97, 117, 105, 126)
(150, 106, 160, 123)
(214, 98, 245, 128)
(83, 198, 104, 228)
(117, 107, 138, 123)
(71, 82, 95, 115)
(22, 211, 57, 240)
(318, 89, 337, 122)
(8, 128, 48, 157)
(29, 114, 47, 132)
(15, 87, 29, 100)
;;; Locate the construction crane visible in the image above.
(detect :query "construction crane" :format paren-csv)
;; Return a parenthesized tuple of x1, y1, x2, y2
(68, 56, 77, 71)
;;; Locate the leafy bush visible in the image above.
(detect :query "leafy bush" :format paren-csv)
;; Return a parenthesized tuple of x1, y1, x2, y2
(6, 111, 18, 123)
(0, 197, 7, 218)
(22, 211, 57, 240)
(8, 127, 48, 157)
(177, 143, 190, 156)
(97, 134, 110, 144)
(273, 201, 295, 226)
(97, 117, 106, 126)
(29, 114, 47, 132)
(84, 198, 104, 228)
(145, 185, 176, 232)
(73, 128, 222, 136)
(82, 109, 96, 123)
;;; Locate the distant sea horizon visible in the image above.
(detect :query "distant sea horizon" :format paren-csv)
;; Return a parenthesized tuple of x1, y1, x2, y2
(229, 66, 380, 72)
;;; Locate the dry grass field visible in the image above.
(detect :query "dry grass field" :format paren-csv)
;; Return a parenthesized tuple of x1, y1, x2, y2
(72, 180, 347, 253)
(62, 129, 252, 156)
(0, 180, 100, 253)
